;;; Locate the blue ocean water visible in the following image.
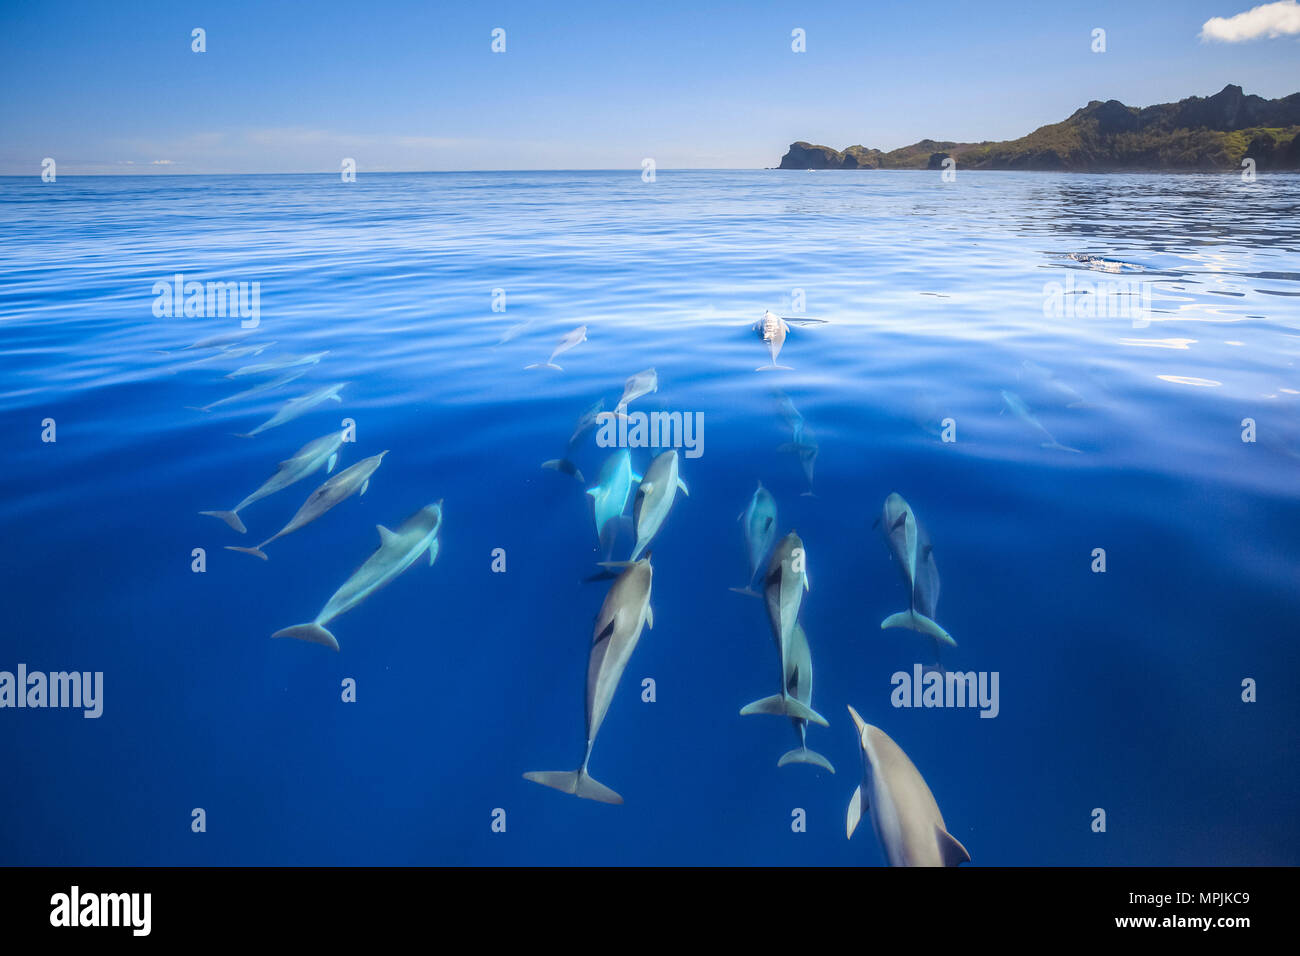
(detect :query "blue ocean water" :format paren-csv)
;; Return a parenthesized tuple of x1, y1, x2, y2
(0, 170, 1296, 866)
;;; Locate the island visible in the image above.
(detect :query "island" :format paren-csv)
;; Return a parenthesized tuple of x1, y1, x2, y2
(779, 84, 1300, 171)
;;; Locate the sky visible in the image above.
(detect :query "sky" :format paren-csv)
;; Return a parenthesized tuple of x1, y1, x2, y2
(1, 0, 1298, 174)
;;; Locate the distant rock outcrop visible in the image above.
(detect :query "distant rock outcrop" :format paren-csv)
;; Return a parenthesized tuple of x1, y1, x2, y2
(778, 85, 1300, 171)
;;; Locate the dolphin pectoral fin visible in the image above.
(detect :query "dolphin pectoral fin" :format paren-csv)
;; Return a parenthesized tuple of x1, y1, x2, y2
(778, 747, 835, 773)
(200, 510, 247, 534)
(360, 478, 370, 496)
(646, 605, 654, 629)
(881, 610, 956, 647)
(847, 785, 864, 839)
(891, 513, 907, 531)
(271, 623, 339, 651)
(225, 545, 268, 560)
(330, 393, 343, 402)
(677, 478, 689, 496)
(327, 452, 338, 473)
(542, 459, 585, 483)
(728, 586, 762, 598)
(523, 769, 623, 805)
(935, 826, 971, 866)
(428, 539, 440, 566)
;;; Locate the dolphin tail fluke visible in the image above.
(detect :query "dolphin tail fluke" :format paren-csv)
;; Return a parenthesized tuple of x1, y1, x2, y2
(881, 610, 957, 647)
(271, 622, 340, 651)
(739, 693, 829, 727)
(756, 364, 794, 372)
(225, 545, 269, 561)
(524, 362, 563, 371)
(777, 746, 835, 773)
(200, 510, 247, 534)
(541, 458, 585, 483)
(1041, 440, 1082, 453)
(523, 769, 623, 805)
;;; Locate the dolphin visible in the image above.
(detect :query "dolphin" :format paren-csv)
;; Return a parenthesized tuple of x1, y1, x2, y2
(775, 391, 805, 440)
(1018, 360, 1088, 408)
(586, 449, 640, 540)
(541, 398, 605, 482)
(845, 707, 970, 867)
(178, 329, 257, 351)
(740, 532, 827, 727)
(169, 341, 275, 372)
(271, 500, 443, 650)
(1000, 389, 1081, 453)
(730, 481, 777, 596)
(199, 429, 347, 533)
(524, 556, 654, 804)
(878, 492, 954, 649)
(776, 623, 834, 772)
(226, 451, 388, 560)
(226, 350, 329, 379)
(753, 311, 827, 371)
(625, 449, 688, 561)
(615, 368, 657, 416)
(778, 426, 818, 495)
(525, 325, 587, 370)
(187, 367, 308, 413)
(494, 320, 532, 346)
(235, 382, 348, 438)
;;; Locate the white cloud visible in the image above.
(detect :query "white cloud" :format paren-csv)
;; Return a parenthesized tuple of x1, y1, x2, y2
(1200, 0, 1300, 42)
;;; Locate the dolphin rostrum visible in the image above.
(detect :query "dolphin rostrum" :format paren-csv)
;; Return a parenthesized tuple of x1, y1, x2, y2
(776, 623, 834, 772)
(730, 481, 777, 596)
(227, 451, 388, 560)
(271, 500, 443, 650)
(1000, 389, 1081, 453)
(846, 707, 970, 867)
(740, 531, 827, 726)
(524, 555, 654, 804)
(615, 368, 657, 416)
(623, 449, 688, 562)
(525, 325, 587, 370)
(878, 492, 955, 649)
(199, 429, 347, 533)
(587, 449, 640, 540)
(235, 382, 348, 438)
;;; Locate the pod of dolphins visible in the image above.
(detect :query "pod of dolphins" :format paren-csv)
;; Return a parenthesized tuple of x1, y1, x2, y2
(170, 306, 1098, 865)
(184, 333, 445, 652)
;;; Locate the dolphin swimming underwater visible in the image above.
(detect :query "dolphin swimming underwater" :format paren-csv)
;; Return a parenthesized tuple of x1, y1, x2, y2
(524, 556, 654, 804)
(587, 449, 640, 541)
(753, 311, 827, 371)
(878, 492, 955, 650)
(226, 350, 329, 379)
(271, 500, 443, 651)
(776, 623, 834, 772)
(188, 367, 309, 413)
(845, 706, 970, 867)
(1000, 389, 1081, 453)
(740, 532, 828, 727)
(778, 425, 818, 496)
(541, 397, 605, 483)
(168, 341, 275, 372)
(226, 451, 388, 560)
(199, 429, 347, 533)
(615, 368, 657, 416)
(525, 325, 587, 370)
(730, 481, 777, 596)
(235, 382, 348, 437)
(625, 449, 688, 561)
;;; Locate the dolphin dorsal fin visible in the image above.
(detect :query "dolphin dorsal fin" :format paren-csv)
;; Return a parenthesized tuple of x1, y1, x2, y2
(935, 826, 971, 866)
(847, 785, 864, 839)
(376, 524, 398, 547)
